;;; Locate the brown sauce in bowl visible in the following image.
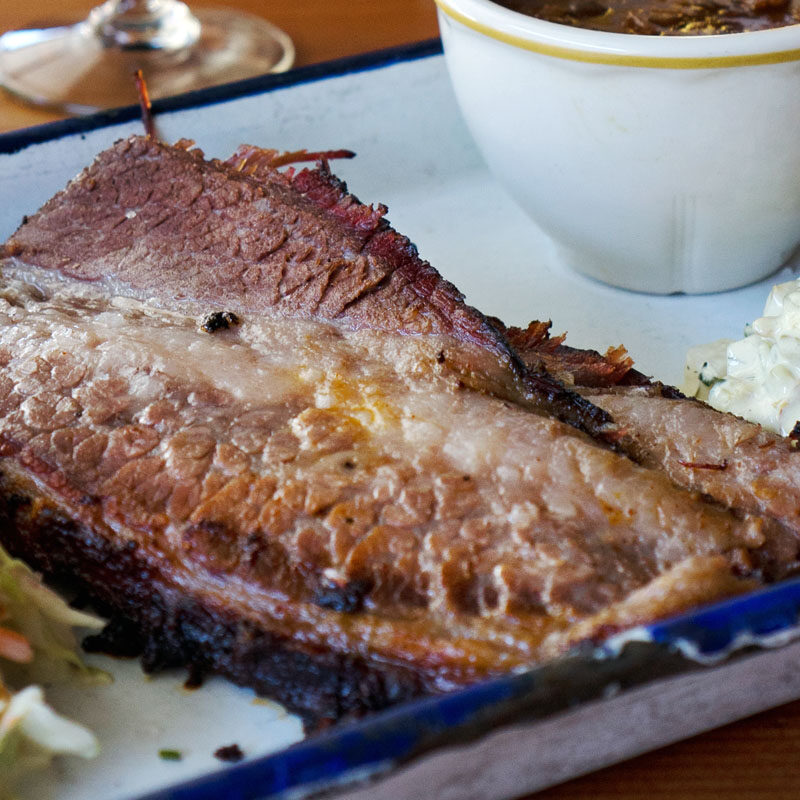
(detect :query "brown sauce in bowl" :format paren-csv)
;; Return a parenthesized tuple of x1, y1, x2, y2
(493, 0, 800, 34)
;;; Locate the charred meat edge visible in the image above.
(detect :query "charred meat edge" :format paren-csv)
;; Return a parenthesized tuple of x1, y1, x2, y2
(0, 468, 426, 729)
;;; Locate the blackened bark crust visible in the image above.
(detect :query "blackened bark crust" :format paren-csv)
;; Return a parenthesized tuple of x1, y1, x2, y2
(0, 472, 427, 730)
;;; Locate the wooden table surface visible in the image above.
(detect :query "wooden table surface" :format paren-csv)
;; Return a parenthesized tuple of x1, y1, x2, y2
(2, 2, 800, 798)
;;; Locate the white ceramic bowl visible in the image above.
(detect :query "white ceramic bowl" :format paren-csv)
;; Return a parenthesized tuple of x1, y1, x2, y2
(436, 0, 800, 293)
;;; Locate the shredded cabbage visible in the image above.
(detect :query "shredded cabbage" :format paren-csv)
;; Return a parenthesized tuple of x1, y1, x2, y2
(0, 546, 106, 796)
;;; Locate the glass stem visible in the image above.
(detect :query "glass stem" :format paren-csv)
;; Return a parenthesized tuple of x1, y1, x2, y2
(85, 0, 202, 51)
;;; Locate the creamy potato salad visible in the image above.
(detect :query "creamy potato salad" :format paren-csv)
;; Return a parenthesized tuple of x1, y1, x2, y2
(683, 279, 800, 435)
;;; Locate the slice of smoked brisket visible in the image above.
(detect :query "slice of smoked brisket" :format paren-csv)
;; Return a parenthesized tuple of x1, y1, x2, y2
(3, 136, 613, 447)
(508, 319, 800, 578)
(0, 136, 797, 729)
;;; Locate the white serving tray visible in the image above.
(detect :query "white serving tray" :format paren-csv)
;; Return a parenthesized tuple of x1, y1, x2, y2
(2, 43, 799, 800)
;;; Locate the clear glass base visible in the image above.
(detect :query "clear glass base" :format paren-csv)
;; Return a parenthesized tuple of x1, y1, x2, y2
(0, 7, 294, 115)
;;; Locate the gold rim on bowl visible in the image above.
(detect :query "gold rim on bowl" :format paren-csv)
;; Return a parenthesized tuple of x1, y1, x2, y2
(434, 0, 800, 68)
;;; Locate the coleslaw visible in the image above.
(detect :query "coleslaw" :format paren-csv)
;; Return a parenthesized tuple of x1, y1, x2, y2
(0, 545, 105, 795)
